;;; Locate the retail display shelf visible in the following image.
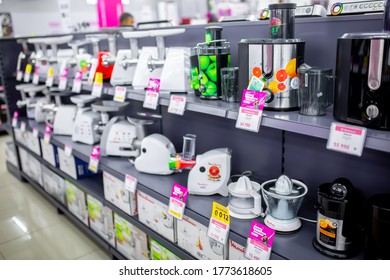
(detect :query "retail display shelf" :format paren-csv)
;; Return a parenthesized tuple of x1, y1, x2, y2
(0, 123, 10, 133)
(6, 161, 21, 180)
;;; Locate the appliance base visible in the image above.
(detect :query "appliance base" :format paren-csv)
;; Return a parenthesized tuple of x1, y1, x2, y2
(264, 215, 302, 233)
(312, 238, 358, 259)
(228, 207, 260, 220)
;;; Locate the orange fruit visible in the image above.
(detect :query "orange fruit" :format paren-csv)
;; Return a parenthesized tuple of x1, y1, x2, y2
(268, 81, 279, 93)
(252, 67, 262, 78)
(285, 58, 297, 78)
(277, 83, 286, 91)
(275, 69, 288, 82)
(319, 219, 328, 229)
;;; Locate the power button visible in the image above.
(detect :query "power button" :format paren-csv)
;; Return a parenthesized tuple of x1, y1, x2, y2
(366, 105, 379, 119)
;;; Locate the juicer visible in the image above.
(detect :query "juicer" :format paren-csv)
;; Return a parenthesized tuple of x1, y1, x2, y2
(71, 95, 99, 145)
(110, 30, 150, 86)
(132, 28, 186, 90)
(261, 175, 307, 232)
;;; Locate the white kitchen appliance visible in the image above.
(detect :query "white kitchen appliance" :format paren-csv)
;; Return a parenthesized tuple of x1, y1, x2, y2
(132, 28, 185, 90)
(16, 84, 48, 121)
(110, 30, 150, 86)
(71, 95, 99, 145)
(261, 175, 308, 232)
(228, 175, 263, 219)
(68, 38, 95, 80)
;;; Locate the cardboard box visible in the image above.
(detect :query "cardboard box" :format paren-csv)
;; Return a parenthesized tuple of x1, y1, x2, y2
(177, 215, 227, 260)
(150, 239, 181, 260)
(103, 172, 137, 216)
(114, 213, 149, 260)
(40, 139, 59, 167)
(4, 141, 18, 168)
(137, 191, 176, 243)
(65, 180, 88, 226)
(87, 194, 115, 247)
(228, 239, 248, 260)
(28, 155, 42, 186)
(42, 165, 66, 205)
(26, 130, 41, 156)
(18, 147, 31, 177)
(58, 148, 95, 180)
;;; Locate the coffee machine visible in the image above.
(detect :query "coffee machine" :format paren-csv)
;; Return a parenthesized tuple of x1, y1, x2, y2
(333, 0, 390, 130)
(238, 3, 305, 110)
(313, 178, 364, 258)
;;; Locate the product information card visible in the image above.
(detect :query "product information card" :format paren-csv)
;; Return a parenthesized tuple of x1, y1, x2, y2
(168, 183, 188, 220)
(236, 89, 267, 133)
(143, 78, 161, 110)
(244, 221, 275, 260)
(207, 202, 230, 245)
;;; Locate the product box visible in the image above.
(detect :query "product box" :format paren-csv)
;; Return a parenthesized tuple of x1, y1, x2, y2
(87, 194, 115, 247)
(42, 165, 66, 205)
(228, 239, 248, 260)
(28, 155, 43, 186)
(58, 148, 95, 180)
(40, 139, 59, 167)
(18, 147, 31, 177)
(14, 127, 26, 144)
(137, 191, 176, 243)
(103, 172, 137, 216)
(4, 141, 18, 168)
(65, 180, 89, 226)
(26, 130, 41, 156)
(150, 239, 181, 260)
(114, 213, 149, 260)
(177, 215, 227, 260)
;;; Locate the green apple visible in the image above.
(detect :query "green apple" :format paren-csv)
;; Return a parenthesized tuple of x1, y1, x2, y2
(206, 62, 217, 82)
(199, 56, 210, 71)
(209, 55, 216, 62)
(205, 81, 217, 96)
(199, 71, 209, 85)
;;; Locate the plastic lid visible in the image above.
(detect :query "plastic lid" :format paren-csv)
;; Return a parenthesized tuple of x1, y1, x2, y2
(341, 32, 390, 39)
(298, 64, 332, 75)
(269, 3, 297, 10)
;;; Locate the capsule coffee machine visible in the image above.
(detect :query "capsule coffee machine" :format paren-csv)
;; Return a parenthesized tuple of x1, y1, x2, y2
(333, 0, 390, 130)
(238, 3, 305, 109)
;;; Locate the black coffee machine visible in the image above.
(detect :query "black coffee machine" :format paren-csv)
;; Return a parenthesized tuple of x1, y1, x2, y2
(333, 0, 390, 130)
(313, 178, 364, 258)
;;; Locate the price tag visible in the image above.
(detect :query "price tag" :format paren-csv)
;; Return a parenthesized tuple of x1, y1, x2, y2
(23, 64, 33, 83)
(168, 95, 186, 115)
(32, 66, 40, 85)
(32, 128, 39, 138)
(72, 71, 83, 93)
(16, 70, 23, 81)
(43, 125, 52, 144)
(58, 66, 69, 91)
(168, 183, 188, 220)
(11, 111, 19, 128)
(64, 144, 73, 157)
(87, 58, 98, 86)
(46, 67, 54, 87)
(91, 72, 103, 98)
(20, 121, 26, 132)
(114, 86, 127, 102)
(244, 221, 275, 260)
(236, 89, 267, 133)
(326, 122, 367, 157)
(143, 78, 161, 110)
(88, 146, 100, 173)
(124, 174, 137, 193)
(207, 202, 230, 245)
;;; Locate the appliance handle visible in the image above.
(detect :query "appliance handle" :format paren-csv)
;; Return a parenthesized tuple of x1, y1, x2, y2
(249, 190, 262, 216)
(263, 44, 273, 78)
(368, 39, 384, 91)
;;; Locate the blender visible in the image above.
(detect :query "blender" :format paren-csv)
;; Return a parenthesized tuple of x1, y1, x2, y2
(261, 175, 308, 232)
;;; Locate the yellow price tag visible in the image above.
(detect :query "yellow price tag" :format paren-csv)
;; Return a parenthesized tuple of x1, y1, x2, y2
(47, 67, 54, 77)
(25, 64, 33, 74)
(211, 202, 230, 225)
(94, 72, 103, 84)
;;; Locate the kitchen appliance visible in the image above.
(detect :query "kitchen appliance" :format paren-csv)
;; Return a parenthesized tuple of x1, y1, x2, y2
(327, 0, 385, 16)
(16, 39, 31, 80)
(134, 133, 176, 175)
(228, 175, 263, 219)
(16, 84, 48, 121)
(68, 38, 96, 81)
(238, 3, 305, 110)
(313, 178, 364, 258)
(365, 193, 390, 259)
(333, 0, 390, 130)
(110, 30, 150, 86)
(132, 28, 185, 90)
(261, 175, 308, 232)
(71, 95, 99, 145)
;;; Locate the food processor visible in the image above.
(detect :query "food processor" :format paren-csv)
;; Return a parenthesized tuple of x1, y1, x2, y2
(261, 175, 308, 232)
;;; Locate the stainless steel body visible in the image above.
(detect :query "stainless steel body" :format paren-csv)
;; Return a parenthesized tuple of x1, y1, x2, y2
(316, 212, 350, 252)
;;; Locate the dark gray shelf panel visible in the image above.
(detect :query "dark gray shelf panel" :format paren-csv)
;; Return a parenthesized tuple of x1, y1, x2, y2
(6, 160, 21, 181)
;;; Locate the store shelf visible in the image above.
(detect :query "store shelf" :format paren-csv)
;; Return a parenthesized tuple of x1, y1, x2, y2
(6, 160, 21, 181)
(0, 122, 11, 133)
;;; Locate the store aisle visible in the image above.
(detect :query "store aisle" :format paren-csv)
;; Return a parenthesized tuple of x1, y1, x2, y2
(0, 135, 111, 260)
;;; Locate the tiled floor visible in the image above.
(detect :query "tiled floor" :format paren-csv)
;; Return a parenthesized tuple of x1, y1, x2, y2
(0, 135, 111, 260)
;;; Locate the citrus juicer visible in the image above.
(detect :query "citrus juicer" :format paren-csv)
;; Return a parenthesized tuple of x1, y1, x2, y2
(71, 95, 99, 145)
(110, 30, 151, 86)
(132, 28, 186, 90)
(261, 175, 308, 232)
(228, 175, 264, 219)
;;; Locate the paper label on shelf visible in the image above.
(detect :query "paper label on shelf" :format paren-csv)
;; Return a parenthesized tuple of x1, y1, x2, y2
(168, 95, 186, 116)
(207, 202, 230, 244)
(45, 67, 54, 87)
(91, 72, 103, 97)
(72, 71, 82, 93)
(32, 66, 40, 85)
(326, 122, 367, 157)
(244, 221, 275, 260)
(236, 90, 267, 133)
(32, 128, 39, 138)
(11, 111, 19, 128)
(124, 174, 137, 193)
(114, 86, 127, 102)
(16, 70, 23, 81)
(20, 121, 26, 132)
(87, 58, 98, 86)
(23, 64, 33, 83)
(64, 144, 73, 157)
(43, 125, 52, 144)
(168, 182, 188, 220)
(58, 66, 69, 91)
(88, 146, 100, 173)
(143, 78, 160, 110)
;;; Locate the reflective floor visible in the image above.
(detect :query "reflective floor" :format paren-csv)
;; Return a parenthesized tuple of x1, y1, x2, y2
(0, 135, 111, 260)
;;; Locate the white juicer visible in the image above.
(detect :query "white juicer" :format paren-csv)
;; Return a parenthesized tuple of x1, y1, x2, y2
(261, 175, 308, 232)
(71, 95, 99, 145)
(110, 30, 150, 86)
(132, 28, 185, 90)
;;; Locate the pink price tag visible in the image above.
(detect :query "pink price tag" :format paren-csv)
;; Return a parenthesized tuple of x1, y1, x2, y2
(244, 221, 275, 260)
(44, 125, 52, 144)
(114, 86, 127, 102)
(146, 78, 161, 92)
(236, 89, 267, 133)
(72, 71, 83, 93)
(12, 111, 19, 128)
(88, 146, 101, 173)
(124, 174, 137, 193)
(58, 67, 69, 91)
(16, 70, 23, 81)
(32, 66, 40, 85)
(168, 183, 188, 220)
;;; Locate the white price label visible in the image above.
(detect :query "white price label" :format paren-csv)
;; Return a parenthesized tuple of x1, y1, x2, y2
(124, 174, 137, 193)
(32, 73, 40, 85)
(46, 76, 54, 88)
(23, 72, 31, 83)
(114, 86, 127, 102)
(87, 59, 98, 85)
(326, 122, 367, 157)
(168, 183, 188, 221)
(207, 218, 229, 245)
(91, 83, 103, 98)
(88, 157, 99, 173)
(16, 70, 23, 81)
(58, 77, 67, 91)
(33, 128, 39, 138)
(236, 107, 263, 133)
(44, 132, 51, 144)
(244, 238, 271, 260)
(72, 79, 82, 93)
(143, 91, 159, 110)
(168, 95, 186, 115)
(64, 144, 73, 157)
(20, 121, 26, 132)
